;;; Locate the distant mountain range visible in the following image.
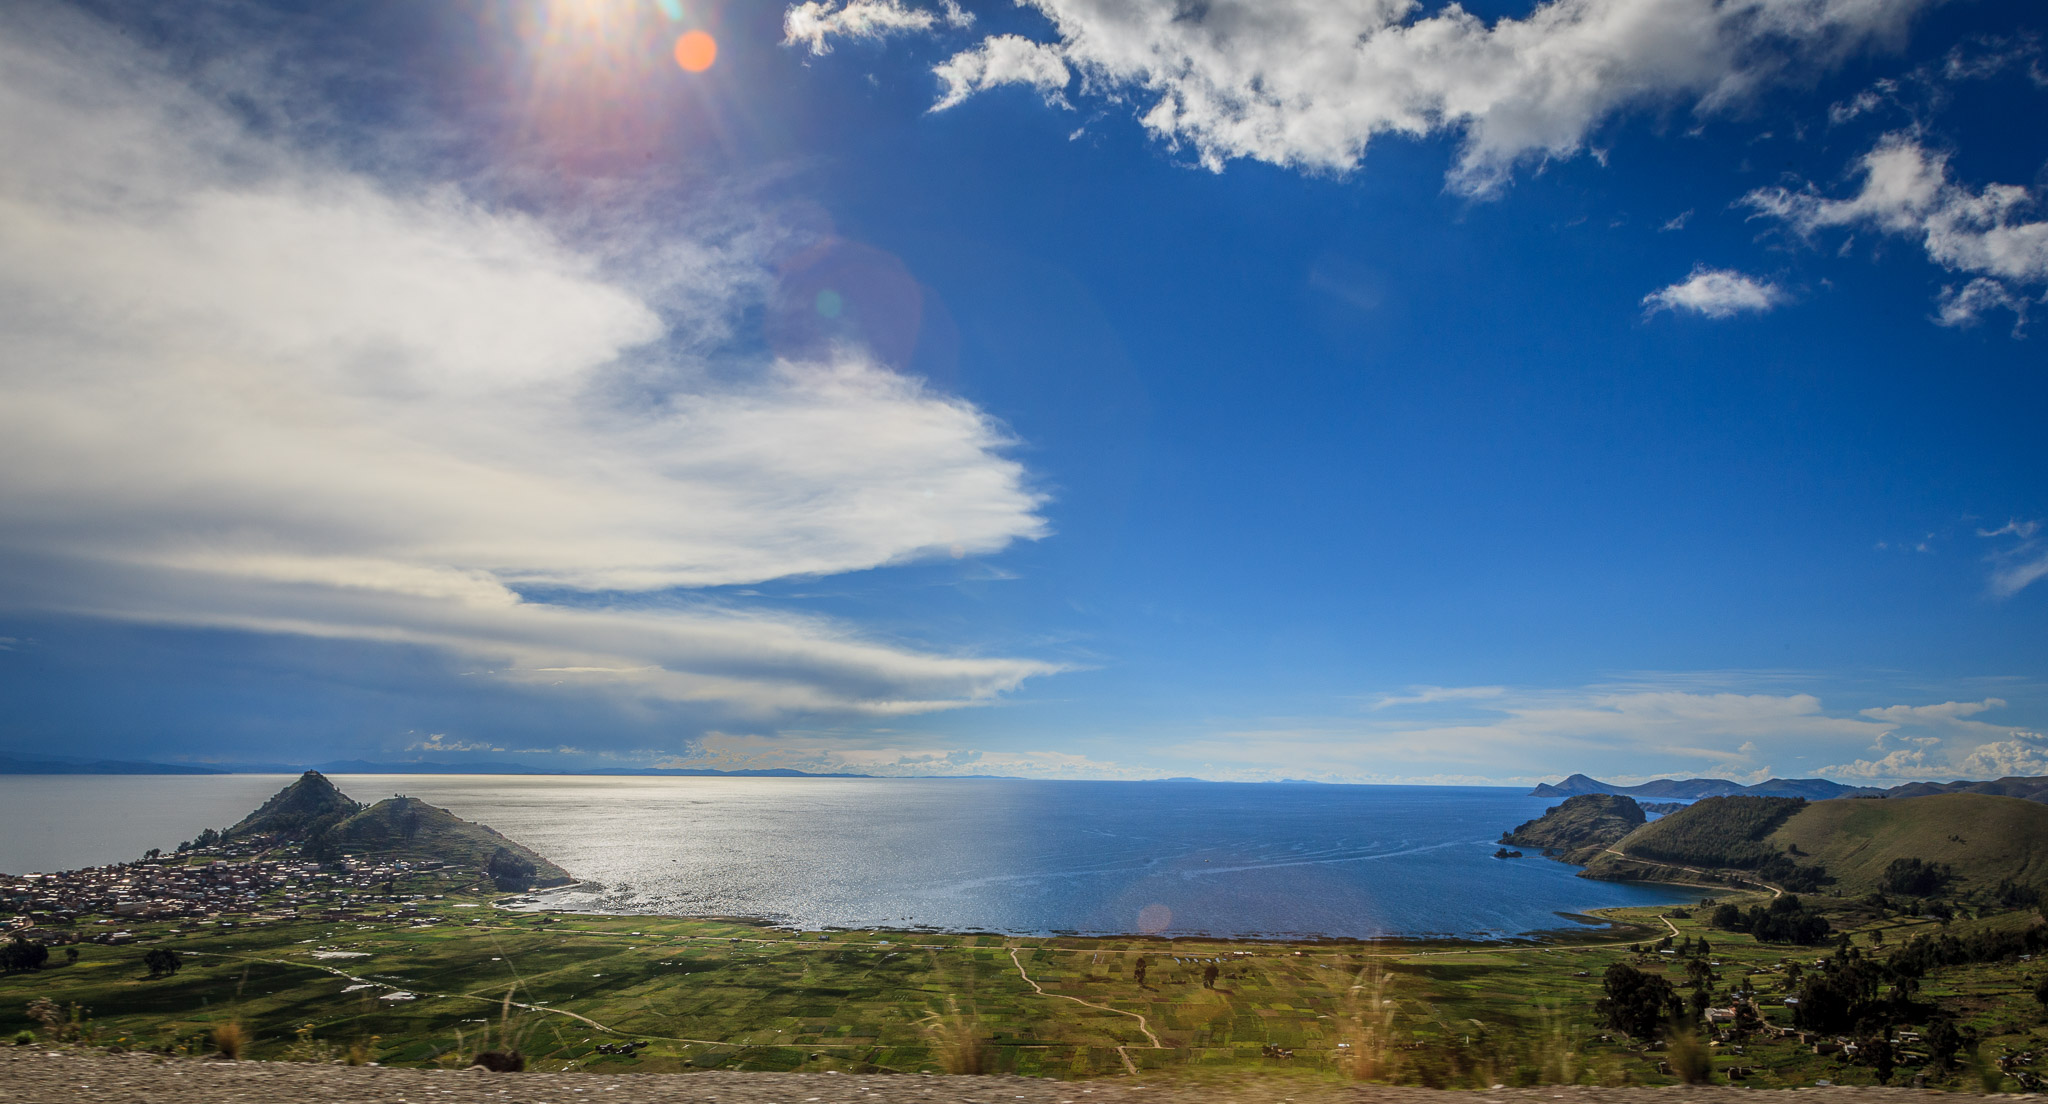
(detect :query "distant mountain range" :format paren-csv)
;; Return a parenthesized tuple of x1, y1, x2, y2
(1530, 772, 1884, 800)
(0, 754, 228, 775)
(1531, 772, 2048, 805)
(0, 754, 869, 778)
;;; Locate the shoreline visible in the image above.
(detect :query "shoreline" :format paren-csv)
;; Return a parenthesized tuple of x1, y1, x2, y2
(488, 893, 1684, 953)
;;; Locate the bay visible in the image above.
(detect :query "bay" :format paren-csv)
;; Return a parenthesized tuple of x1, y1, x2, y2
(0, 774, 1694, 939)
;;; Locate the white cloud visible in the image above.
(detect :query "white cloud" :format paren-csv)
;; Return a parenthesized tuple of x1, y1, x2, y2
(784, 0, 971, 56)
(1960, 733, 2048, 778)
(796, 0, 1932, 194)
(1370, 685, 1506, 709)
(1643, 266, 1787, 318)
(1820, 747, 1945, 779)
(1978, 519, 2048, 598)
(1168, 685, 1892, 781)
(412, 734, 505, 754)
(1859, 698, 2006, 727)
(1744, 133, 2048, 326)
(933, 34, 1072, 111)
(0, 6, 1056, 723)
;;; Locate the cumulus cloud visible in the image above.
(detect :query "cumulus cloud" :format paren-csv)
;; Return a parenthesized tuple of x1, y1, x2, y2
(0, 6, 1056, 723)
(1960, 733, 2048, 777)
(933, 34, 1072, 111)
(793, 0, 1932, 194)
(1744, 133, 2048, 326)
(784, 0, 971, 56)
(1643, 266, 1787, 318)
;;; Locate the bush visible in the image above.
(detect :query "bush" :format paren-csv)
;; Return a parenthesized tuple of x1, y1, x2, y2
(212, 1022, 247, 1060)
(1664, 1022, 1711, 1084)
(11, 1030, 32, 1046)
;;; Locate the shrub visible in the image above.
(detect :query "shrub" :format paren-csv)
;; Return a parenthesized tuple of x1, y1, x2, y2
(11, 1030, 32, 1046)
(917, 998, 993, 1074)
(1664, 1022, 1711, 1084)
(212, 1022, 247, 1060)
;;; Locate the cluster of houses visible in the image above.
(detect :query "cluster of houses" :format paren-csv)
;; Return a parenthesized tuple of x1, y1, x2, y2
(0, 848, 476, 946)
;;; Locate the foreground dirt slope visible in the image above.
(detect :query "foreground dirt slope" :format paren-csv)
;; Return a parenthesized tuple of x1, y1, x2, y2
(0, 1049, 1984, 1104)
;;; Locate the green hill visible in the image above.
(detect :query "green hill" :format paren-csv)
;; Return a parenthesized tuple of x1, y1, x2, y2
(226, 771, 361, 840)
(1580, 795, 1823, 889)
(1503, 794, 1645, 863)
(1767, 791, 2048, 895)
(326, 796, 571, 891)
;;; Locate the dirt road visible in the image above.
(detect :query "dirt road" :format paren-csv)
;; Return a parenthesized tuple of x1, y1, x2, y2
(0, 1047, 1974, 1104)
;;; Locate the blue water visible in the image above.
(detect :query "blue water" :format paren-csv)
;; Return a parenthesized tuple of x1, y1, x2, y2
(0, 775, 1693, 939)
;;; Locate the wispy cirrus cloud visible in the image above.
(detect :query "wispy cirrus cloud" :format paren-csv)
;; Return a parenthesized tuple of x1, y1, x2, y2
(1979, 520, 2048, 598)
(0, 4, 1057, 729)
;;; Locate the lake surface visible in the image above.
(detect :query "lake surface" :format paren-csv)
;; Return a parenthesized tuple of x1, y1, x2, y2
(0, 775, 1694, 939)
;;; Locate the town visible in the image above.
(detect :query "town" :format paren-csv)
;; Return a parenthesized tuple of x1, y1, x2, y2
(0, 845, 477, 947)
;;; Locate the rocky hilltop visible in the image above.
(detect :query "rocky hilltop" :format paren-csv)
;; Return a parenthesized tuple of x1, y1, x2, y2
(224, 771, 570, 891)
(1501, 793, 1646, 864)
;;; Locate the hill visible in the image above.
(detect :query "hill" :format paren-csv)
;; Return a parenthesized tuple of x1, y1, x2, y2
(1578, 795, 1823, 889)
(1766, 791, 2048, 896)
(219, 773, 570, 891)
(226, 771, 361, 840)
(1886, 775, 2048, 803)
(1501, 793, 1645, 863)
(325, 795, 570, 890)
(1528, 772, 1880, 800)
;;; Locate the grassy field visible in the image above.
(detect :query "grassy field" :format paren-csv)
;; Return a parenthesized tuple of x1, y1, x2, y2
(5, 876, 2048, 1090)
(1770, 794, 2048, 894)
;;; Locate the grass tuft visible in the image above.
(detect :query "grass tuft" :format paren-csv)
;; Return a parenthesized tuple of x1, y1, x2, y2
(918, 997, 993, 1074)
(211, 1021, 248, 1061)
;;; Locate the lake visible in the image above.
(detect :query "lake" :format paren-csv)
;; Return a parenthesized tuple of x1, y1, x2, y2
(0, 774, 1694, 939)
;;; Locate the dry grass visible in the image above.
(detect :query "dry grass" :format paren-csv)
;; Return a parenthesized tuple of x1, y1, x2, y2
(917, 997, 993, 1074)
(1663, 1021, 1711, 1084)
(211, 1021, 248, 1061)
(1340, 960, 1401, 1081)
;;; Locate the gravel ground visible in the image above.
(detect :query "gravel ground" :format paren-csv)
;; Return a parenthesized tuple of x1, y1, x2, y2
(0, 1048, 2014, 1104)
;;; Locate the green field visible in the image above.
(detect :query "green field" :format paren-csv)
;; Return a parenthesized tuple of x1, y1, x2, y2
(5, 879, 2047, 1089)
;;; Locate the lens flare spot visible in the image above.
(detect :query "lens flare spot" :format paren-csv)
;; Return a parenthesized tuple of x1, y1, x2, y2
(654, 0, 685, 20)
(674, 30, 717, 72)
(814, 289, 844, 318)
(1136, 903, 1173, 934)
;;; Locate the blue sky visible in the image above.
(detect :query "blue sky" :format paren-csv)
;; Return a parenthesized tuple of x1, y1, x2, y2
(0, 0, 2044, 784)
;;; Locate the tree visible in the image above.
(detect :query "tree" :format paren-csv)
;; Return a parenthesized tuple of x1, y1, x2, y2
(2034, 975, 2048, 1013)
(2, 936, 50, 973)
(143, 948, 182, 977)
(1861, 1033, 1896, 1085)
(63, 947, 78, 965)
(486, 847, 539, 892)
(1133, 956, 1149, 986)
(1597, 963, 1681, 1040)
(144, 848, 161, 862)
(1927, 1016, 1963, 1070)
(1203, 963, 1220, 989)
